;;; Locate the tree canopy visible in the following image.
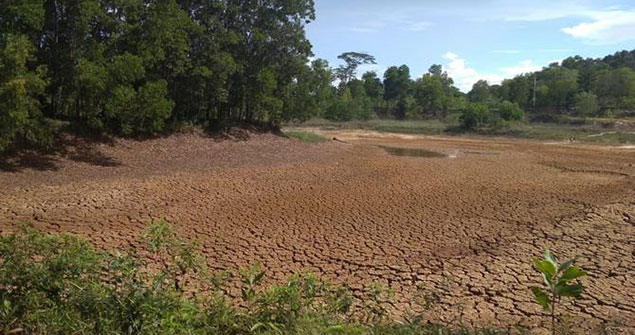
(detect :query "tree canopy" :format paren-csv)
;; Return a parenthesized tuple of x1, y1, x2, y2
(1, 1, 635, 151)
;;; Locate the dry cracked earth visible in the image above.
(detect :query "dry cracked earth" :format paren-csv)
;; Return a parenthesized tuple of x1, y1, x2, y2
(1, 129, 634, 333)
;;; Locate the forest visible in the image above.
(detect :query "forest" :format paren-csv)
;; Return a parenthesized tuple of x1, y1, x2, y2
(1, 0, 635, 152)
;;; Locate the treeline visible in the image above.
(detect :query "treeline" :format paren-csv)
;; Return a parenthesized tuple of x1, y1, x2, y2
(478, 50, 635, 117)
(324, 50, 635, 128)
(0, 0, 322, 151)
(2, 0, 635, 152)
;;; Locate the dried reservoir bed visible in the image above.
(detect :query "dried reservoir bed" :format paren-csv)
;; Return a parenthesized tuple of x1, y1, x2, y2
(1, 130, 634, 331)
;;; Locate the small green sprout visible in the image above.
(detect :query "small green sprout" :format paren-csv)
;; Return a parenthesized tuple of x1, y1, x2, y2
(531, 249, 586, 335)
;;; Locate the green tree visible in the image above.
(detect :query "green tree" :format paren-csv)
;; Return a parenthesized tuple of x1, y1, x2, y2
(499, 75, 531, 109)
(538, 66, 578, 111)
(574, 91, 599, 117)
(467, 80, 492, 104)
(283, 59, 333, 122)
(413, 74, 443, 117)
(592, 67, 635, 110)
(383, 65, 412, 119)
(334, 52, 376, 85)
(362, 71, 384, 103)
(0, 34, 50, 151)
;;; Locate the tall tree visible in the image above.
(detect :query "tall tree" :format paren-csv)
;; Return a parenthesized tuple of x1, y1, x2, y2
(0, 34, 50, 150)
(334, 52, 376, 85)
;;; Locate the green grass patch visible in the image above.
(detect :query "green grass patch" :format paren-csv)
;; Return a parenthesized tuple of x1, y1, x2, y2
(286, 130, 329, 143)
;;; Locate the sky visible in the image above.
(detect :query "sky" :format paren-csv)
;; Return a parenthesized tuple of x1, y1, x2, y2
(305, 0, 635, 91)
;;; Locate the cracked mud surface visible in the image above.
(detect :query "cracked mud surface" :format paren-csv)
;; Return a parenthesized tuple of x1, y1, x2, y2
(1, 130, 634, 332)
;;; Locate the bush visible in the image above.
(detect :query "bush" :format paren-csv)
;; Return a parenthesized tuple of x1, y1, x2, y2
(459, 103, 491, 130)
(0, 222, 515, 335)
(498, 101, 524, 121)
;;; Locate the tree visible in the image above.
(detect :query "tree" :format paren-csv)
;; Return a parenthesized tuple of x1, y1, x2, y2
(383, 65, 411, 101)
(428, 64, 443, 76)
(538, 66, 578, 111)
(574, 92, 599, 117)
(382, 65, 412, 119)
(413, 74, 443, 116)
(0, 34, 50, 151)
(468, 80, 492, 104)
(283, 59, 333, 122)
(334, 52, 376, 85)
(499, 76, 531, 109)
(361, 71, 384, 103)
(592, 67, 635, 110)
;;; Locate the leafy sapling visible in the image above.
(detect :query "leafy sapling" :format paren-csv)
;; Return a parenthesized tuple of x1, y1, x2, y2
(530, 249, 586, 335)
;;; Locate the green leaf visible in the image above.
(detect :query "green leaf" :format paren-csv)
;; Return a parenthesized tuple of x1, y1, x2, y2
(255, 272, 265, 284)
(251, 322, 266, 332)
(558, 258, 576, 273)
(544, 249, 558, 268)
(534, 258, 557, 277)
(531, 286, 551, 311)
(541, 273, 552, 288)
(556, 283, 583, 298)
(559, 265, 587, 283)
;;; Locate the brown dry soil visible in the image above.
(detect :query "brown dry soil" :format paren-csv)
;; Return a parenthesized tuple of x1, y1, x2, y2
(1, 129, 634, 332)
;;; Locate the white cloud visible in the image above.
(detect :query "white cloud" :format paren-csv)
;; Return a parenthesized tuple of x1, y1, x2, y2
(500, 60, 543, 77)
(443, 52, 459, 60)
(442, 52, 546, 92)
(442, 52, 503, 92)
(561, 10, 635, 44)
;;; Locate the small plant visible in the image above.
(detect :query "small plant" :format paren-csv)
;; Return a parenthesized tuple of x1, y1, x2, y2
(362, 282, 394, 324)
(143, 218, 204, 292)
(530, 249, 586, 335)
(241, 262, 266, 303)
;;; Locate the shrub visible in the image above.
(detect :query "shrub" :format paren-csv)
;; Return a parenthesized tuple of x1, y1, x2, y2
(498, 100, 524, 121)
(459, 103, 491, 130)
(0, 222, 517, 335)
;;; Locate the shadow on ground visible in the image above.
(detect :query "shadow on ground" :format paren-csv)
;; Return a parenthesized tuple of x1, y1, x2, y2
(0, 135, 120, 172)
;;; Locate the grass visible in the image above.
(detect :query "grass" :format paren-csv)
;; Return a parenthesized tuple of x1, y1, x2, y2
(286, 130, 329, 143)
(294, 118, 635, 144)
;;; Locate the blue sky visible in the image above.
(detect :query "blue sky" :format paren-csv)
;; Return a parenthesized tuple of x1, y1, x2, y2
(306, 0, 635, 91)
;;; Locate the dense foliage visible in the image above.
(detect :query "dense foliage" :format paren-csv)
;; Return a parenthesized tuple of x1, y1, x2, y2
(0, 222, 511, 335)
(0, 0, 320, 150)
(324, 49, 635, 130)
(1, 0, 634, 151)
